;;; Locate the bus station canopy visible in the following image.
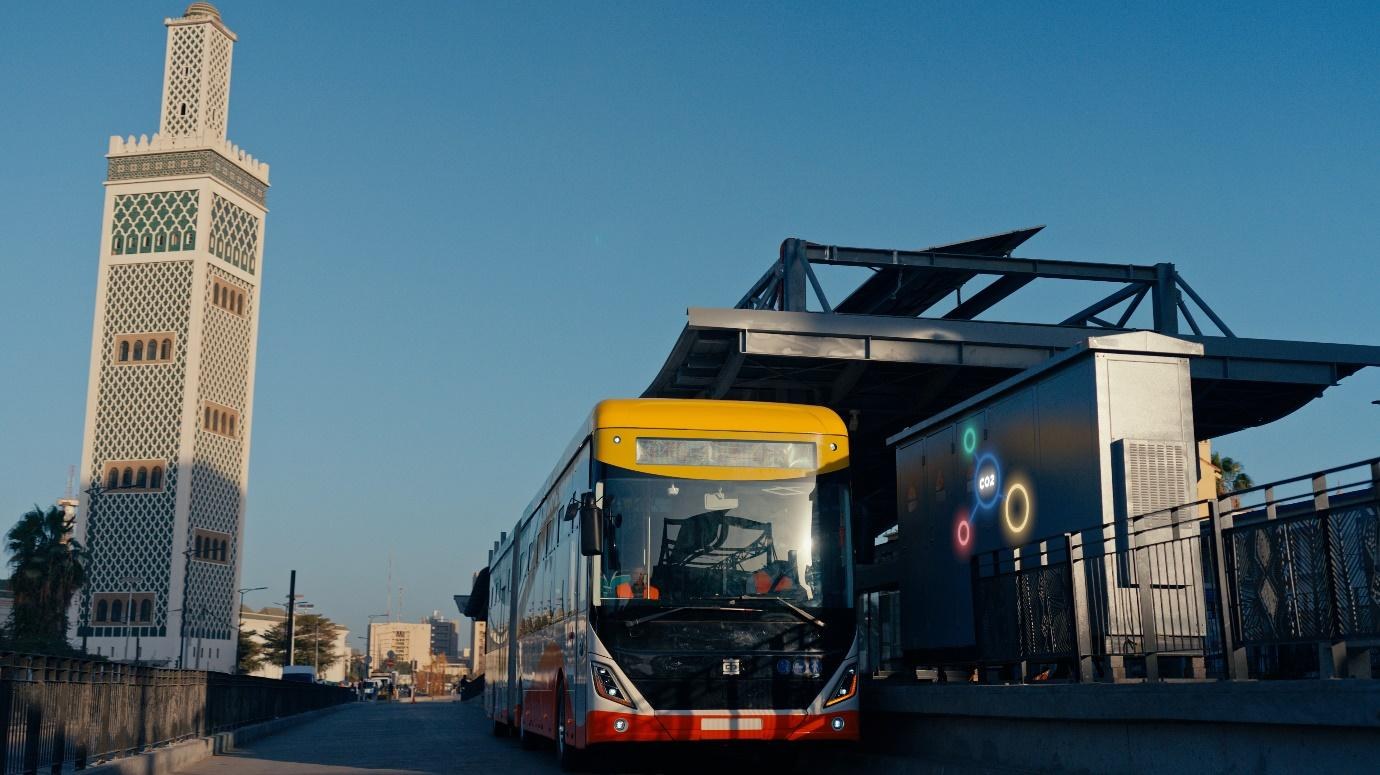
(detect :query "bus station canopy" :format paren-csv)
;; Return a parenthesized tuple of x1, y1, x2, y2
(641, 229, 1380, 532)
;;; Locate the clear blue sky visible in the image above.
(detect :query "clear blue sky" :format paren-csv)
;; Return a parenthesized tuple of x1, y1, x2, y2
(2, 1, 1377, 645)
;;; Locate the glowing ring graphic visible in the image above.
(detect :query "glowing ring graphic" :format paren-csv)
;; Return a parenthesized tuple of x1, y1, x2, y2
(1003, 483, 1031, 534)
(962, 427, 978, 455)
(956, 519, 971, 547)
(973, 453, 1002, 511)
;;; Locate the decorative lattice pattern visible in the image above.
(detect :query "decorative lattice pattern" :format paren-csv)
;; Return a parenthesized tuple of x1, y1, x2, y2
(209, 194, 259, 274)
(111, 190, 198, 256)
(108, 151, 267, 206)
(81, 261, 195, 635)
(203, 31, 231, 140)
(186, 266, 256, 640)
(162, 25, 206, 137)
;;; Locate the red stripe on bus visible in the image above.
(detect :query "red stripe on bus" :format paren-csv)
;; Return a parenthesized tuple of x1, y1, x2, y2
(583, 710, 859, 744)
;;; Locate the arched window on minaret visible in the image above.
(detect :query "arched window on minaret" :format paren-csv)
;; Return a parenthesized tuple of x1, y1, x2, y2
(112, 235, 123, 254)
(195, 534, 203, 558)
(110, 599, 124, 624)
(96, 600, 108, 623)
(237, 294, 244, 314)
(204, 406, 212, 429)
(214, 284, 221, 306)
(118, 341, 129, 361)
(121, 468, 134, 488)
(150, 467, 163, 489)
(136, 467, 148, 488)
(139, 599, 152, 623)
(106, 467, 119, 490)
(161, 339, 172, 360)
(147, 339, 158, 358)
(132, 341, 143, 361)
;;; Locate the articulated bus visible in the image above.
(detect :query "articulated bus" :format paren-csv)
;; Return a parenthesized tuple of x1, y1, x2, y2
(484, 399, 858, 766)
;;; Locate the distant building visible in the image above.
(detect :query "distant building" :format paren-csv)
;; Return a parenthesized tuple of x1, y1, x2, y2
(427, 612, 459, 662)
(469, 621, 486, 674)
(369, 621, 433, 673)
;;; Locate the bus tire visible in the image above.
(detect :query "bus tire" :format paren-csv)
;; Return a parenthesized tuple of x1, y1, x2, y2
(556, 692, 583, 771)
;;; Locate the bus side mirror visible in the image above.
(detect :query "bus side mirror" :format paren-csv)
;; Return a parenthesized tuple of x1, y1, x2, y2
(579, 491, 602, 556)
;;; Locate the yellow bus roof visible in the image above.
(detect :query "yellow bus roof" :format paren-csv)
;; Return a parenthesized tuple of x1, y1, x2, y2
(592, 398, 847, 436)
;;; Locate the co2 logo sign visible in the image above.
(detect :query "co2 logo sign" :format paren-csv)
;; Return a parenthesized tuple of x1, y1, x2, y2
(974, 454, 1001, 510)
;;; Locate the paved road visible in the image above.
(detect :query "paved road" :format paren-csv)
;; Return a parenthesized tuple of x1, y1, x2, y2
(174, 697, 871, 774)
(175, 697, 563, 775)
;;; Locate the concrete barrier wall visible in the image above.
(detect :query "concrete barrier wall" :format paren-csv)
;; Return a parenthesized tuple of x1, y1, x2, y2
(859, 681, 1380, 774)
(83, 703, 354, 775)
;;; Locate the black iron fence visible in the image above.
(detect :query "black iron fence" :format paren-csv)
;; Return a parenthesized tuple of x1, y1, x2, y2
(0, 654, 352, 774)
(971, 457, 1380, 682)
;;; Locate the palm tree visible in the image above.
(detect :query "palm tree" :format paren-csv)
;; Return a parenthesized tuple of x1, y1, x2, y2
(1210, 452, 1254, 497)
(5, 505, 89, 653)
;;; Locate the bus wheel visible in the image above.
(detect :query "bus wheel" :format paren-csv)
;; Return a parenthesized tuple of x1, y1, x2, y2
(556, 695, 583, 771)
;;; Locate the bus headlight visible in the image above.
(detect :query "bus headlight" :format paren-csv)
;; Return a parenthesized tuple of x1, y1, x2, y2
(592, 662, 634, 708)
(823, 663, 857, 707)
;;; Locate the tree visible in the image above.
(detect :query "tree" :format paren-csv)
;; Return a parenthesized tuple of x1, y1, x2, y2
(1211, 452, 1254, 497)
(236, 627, 265, 674)
(5, 505, 88, 653)
(261, 613, 343, 676)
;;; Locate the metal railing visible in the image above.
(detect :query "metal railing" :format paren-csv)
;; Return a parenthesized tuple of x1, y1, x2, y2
(970, 457, 1380, 682)
(0, 654, 352, 774)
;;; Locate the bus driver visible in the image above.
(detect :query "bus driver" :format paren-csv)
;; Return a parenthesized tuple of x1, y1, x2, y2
(612, 566, 660, 600)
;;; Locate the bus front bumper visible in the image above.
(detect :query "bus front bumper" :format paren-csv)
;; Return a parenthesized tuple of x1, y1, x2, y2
(585, 710, 859, 743)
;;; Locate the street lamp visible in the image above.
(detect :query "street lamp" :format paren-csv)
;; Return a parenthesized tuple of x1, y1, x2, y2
(234, 586, 267, 675)
(79, 481, 104, 656)
(364, 613, 388, 681)
(120, 575, 143, 662)
(178, 547, 195, 668)
(238, 586, 267, 611)
(294, 599, 320, 677)
(194, 604, 209, 669)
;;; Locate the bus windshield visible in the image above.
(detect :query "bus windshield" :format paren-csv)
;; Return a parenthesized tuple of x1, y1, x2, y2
(598, 465, 851, 609)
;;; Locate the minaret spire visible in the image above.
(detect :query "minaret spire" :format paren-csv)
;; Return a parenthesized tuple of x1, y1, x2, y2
(159, 3, 236, 141)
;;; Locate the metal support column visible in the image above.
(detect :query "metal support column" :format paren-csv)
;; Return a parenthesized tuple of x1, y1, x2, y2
(1067, 532, 1098, 682)
(1134, 536, 1160, 681)
(1312, 474, 1350, 678)
(1151, 262, 1179, 335)
(780, 238, 808, 312)
(285, 569, 297, 668)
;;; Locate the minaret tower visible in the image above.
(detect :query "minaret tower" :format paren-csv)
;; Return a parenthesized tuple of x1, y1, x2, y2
(72, 3, 268, 672)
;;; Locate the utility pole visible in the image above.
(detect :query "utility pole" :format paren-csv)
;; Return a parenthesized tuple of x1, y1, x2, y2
(285, 569, 297, 667)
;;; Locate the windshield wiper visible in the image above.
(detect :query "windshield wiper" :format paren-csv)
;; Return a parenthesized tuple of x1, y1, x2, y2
(763, 597, 825, 628)
(623, 605, 759, 628)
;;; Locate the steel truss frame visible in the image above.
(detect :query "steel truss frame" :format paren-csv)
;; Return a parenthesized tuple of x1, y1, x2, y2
(736, 231, 1235, 338)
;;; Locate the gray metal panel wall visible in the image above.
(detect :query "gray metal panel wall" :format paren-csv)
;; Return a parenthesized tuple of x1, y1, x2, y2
(894, 345, 1200, 659)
